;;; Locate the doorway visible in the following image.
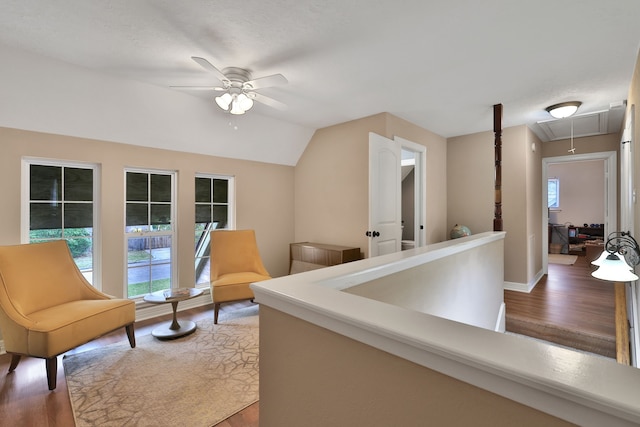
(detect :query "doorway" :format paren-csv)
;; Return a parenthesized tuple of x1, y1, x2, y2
(396, 136, 426, 250)
(367, 133, 426, 257)
(542, 151, 617, 274)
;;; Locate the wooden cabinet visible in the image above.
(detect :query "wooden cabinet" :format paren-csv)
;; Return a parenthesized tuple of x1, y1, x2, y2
(289, 242, 361, 274)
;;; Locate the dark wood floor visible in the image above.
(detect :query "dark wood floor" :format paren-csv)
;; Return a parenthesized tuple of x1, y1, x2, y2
(505, 253, 616, 358)
(0, 258, 616, 426)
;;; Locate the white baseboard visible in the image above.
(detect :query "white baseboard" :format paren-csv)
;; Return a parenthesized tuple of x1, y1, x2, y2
(504, 270, 544, 294)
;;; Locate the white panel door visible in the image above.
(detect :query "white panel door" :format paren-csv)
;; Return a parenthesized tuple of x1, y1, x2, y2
(368, 132, 402, 257)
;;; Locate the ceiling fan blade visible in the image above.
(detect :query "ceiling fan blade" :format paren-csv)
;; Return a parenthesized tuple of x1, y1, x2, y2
(252, 92, 287, 111)
(170, 85, 225, 91)
(244, 74, 288, 90)
(191, 56, 229, 84)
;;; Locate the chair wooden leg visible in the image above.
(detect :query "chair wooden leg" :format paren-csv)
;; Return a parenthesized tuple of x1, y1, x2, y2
(8, 354, 21, 372)
(125, 324, 136, 348)
(214, 303, 221, 324)
(46, 357, 57, 390)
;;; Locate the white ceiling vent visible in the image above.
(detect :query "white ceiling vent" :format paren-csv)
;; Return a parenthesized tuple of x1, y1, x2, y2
(535, 104, 625, 142)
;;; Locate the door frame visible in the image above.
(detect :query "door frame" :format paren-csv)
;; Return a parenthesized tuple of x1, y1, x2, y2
(395, 136, 427, 248)
(541, 151, 617, 275)
(620, 104, 638, 366)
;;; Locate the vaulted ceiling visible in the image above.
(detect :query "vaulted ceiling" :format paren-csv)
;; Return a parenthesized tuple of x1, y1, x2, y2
(1, 1, 640, 165)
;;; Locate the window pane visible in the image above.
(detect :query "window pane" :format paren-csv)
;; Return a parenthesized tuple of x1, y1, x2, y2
(151, 204, 171, 225)
(213, 179, 228, 203)
(30, 165, 61, 201)
(126, 203, 148, 226)
(28, 163, 97, 286)
(64, 168, 93, 201)
(29, 228, 63, 240)
(213, 205, 228, 228)
(127, 236, 172, 297)
(151, 174, 171, 202)
(195, 177, 211, 203)
(126, 172, 148, 201)
(128, 266, 151, 297)
(195, 205, 212, 223)
(64, 203, 93, 228)
(196, 257, 211, 284)
(30, 202, 62, 229)
(548, 178, 559, 208)
(126, 171, 174, 298)
(194, 175, 231, 287)
(66, 236, 93, 266)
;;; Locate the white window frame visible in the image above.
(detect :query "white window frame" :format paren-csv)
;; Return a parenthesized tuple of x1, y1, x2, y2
(124, 168, 177, 299)
(194, 173, 235, 287)
(21, 157, 102, 289)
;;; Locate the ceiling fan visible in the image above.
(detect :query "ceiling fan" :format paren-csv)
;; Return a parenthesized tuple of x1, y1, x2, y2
(171, 56, 288, 115)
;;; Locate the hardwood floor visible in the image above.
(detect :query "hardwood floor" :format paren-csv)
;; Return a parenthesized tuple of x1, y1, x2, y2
(505, 253, 617, 358)
(0, 260, 618, 426)
(0, 300, 259, 427)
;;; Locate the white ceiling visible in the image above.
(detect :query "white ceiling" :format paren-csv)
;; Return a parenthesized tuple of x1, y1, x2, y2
(1, 0, 640, 163)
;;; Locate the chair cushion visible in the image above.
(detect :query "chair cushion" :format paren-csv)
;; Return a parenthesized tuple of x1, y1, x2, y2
(211, 272, 270, 303)
(24, 299, 135, 357)
(212, 272, 271, 287)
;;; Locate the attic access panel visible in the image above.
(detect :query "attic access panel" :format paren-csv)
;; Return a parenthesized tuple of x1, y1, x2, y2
(536, 104, 626, 142)
(537, 111, 608, 141)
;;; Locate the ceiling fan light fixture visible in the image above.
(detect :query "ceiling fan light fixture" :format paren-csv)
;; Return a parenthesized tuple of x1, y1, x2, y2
(237, 93, 254, 111)
(229, 94, 246, 115)
(215, 92, 232, 110)
(545, 101, 582, 119)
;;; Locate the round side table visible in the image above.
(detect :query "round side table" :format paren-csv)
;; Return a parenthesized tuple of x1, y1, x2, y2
(143, 287, 204, 339)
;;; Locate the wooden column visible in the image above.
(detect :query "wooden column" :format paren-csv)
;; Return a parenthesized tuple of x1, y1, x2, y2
(493, 103, 503, 232)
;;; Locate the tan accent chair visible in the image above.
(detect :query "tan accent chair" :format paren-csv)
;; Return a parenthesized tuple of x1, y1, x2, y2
(0, 240, 136, 390)
(210, 230, 271, 323)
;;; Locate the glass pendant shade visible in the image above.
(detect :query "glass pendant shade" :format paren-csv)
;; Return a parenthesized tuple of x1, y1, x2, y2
(591, 252, 639, 281)
(229, 94, 245, 115)
(215, 93, 232, 110)
(216, 91, 254, 115)
(238, 94, 254, 111)
(591, 250, 615, 267)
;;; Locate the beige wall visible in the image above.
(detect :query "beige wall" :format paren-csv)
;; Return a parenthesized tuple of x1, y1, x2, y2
(446, 130, 494, 235)
(541, 133, 619, 158)
(294, 113, 447, 259)
(548, 160, 605, 226)
(447, 125, 533, 285)
(447, 124, 622, 287)
(259, 306, 573, 427)
(0, 127, 295, 298)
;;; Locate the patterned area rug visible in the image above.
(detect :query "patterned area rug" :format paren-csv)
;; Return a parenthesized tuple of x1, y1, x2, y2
(548, 254, 578, 265)
(63, 305, 259, 427)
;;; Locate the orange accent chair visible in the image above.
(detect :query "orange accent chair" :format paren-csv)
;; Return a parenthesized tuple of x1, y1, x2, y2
(209, 230, 271, 323)
(0, 240, 136, 390)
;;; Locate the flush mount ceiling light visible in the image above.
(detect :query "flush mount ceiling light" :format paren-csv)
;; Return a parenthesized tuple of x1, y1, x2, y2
(545, 101, 582, 119)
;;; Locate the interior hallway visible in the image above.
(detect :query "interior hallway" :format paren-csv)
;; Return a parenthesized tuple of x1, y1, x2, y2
(505, 254, 616, 358)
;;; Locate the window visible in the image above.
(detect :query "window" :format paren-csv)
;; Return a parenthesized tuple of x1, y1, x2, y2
(125, 170, 175, 298)
(194, 175, 234, 285)
(24, 160, 99, 285)
(548, 178, 560, 209)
